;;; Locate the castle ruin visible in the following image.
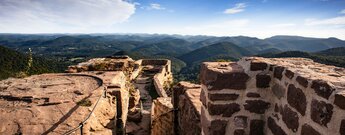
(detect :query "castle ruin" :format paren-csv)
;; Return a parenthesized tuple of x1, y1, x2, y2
(0, 56, 344, 135)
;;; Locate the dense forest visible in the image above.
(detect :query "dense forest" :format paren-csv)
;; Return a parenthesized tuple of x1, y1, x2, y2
(0, 45, 67, 80)
(1, 34, 345, 82)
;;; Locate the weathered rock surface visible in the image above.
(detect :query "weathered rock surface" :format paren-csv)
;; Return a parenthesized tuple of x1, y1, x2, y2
(175, 82, 202, 135)
(151, 97, 173, 135)
(0, 72, 125, 135)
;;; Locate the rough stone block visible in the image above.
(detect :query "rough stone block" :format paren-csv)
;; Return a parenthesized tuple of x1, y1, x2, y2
(249, 120, 265, 135)
(256, 74, 271, 88)
(280, 105, 299, 132)
(208, 93, 239, 101)
(272, 84, 285, 99)
(246, 92, 260, 98)
(310, 99, 333, 127)
(234, 116, 248, 128)
(250, 62, 268, 71)
(209, 120, 228, 135)
(208, 102, 240, 117)
(334, 92, 345, 110)
(244, 100, 270, 114)
(285, 69, 294, 79)
(200, 63, 249, 90)
(268, 117, 287, 135)
(311, 80, 335, 100)
(296, 76, 308, 88)
(287, 84, 307, 115)
(301, 124, 321, 135)
(209, 72, 249, 90)
(274, 66, 285, 80)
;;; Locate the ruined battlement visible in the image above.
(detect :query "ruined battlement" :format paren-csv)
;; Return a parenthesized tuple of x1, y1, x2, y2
(136, 59, 173, 97)
(200, 57, 345, 135)
(1, 55, 344, 135)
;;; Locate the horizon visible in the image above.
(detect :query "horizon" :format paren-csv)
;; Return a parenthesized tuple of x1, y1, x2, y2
(0, 33, 344, 40)
(1, 0, 345, 39)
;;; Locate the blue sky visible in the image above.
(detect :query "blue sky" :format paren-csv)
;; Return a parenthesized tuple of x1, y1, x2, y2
(1, 0, 345, 39)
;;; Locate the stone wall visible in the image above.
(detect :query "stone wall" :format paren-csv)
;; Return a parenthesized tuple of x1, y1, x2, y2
(129, 60, 142, 80)
(143, 59, 173, 97)
(200, 57, 345, 135)
(173, 81, 202, 135)
(151, 97, 174, 135)
(103, 72, 129, 134)
(67, 56, 135, 73)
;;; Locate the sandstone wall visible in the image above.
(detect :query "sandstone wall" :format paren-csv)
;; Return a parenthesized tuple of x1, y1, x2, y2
(200, 57, 345, 135)
(153, 72, 169, 97)
(151, 97, 174, 135)
(173, 82, 202, 135)
(103, 72, 129, 134)
(129, 61, 142, 80)
(67, 56, 135, 73)
(144, 59, 172, 97)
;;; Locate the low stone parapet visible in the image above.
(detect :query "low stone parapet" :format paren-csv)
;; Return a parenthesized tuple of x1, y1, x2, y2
(151, 97, 174, 135)
(173, 81, 202, 135)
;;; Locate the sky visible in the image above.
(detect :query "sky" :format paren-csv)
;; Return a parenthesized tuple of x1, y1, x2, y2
(1, 0, 345, 39)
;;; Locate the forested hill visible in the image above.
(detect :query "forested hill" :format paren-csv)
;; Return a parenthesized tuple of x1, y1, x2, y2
(0, 45, 66, 80)
(179, 42, 252, 65)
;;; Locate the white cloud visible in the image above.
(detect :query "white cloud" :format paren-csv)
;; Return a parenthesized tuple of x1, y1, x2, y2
(270, 23, 296, 28)
(133, 2, 141, 6)
(143, 3, 166, 10)
(305, 16, 345, 26)
(0, 0, 136, 33)
(224, 3, 247, 14)
(150, 3, 165, 10)
(340, 9, 345, 14)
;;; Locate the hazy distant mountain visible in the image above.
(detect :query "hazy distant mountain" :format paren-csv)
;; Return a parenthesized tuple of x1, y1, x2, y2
(264, 36, 345, 52)
(131, 38, 192, 56)
(190, 36, 268, 50)
(2, 34, 345, 55)
(179, 42, 252, 64)
(258, 50, 345, 68)
(188, 35, 345, 53)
